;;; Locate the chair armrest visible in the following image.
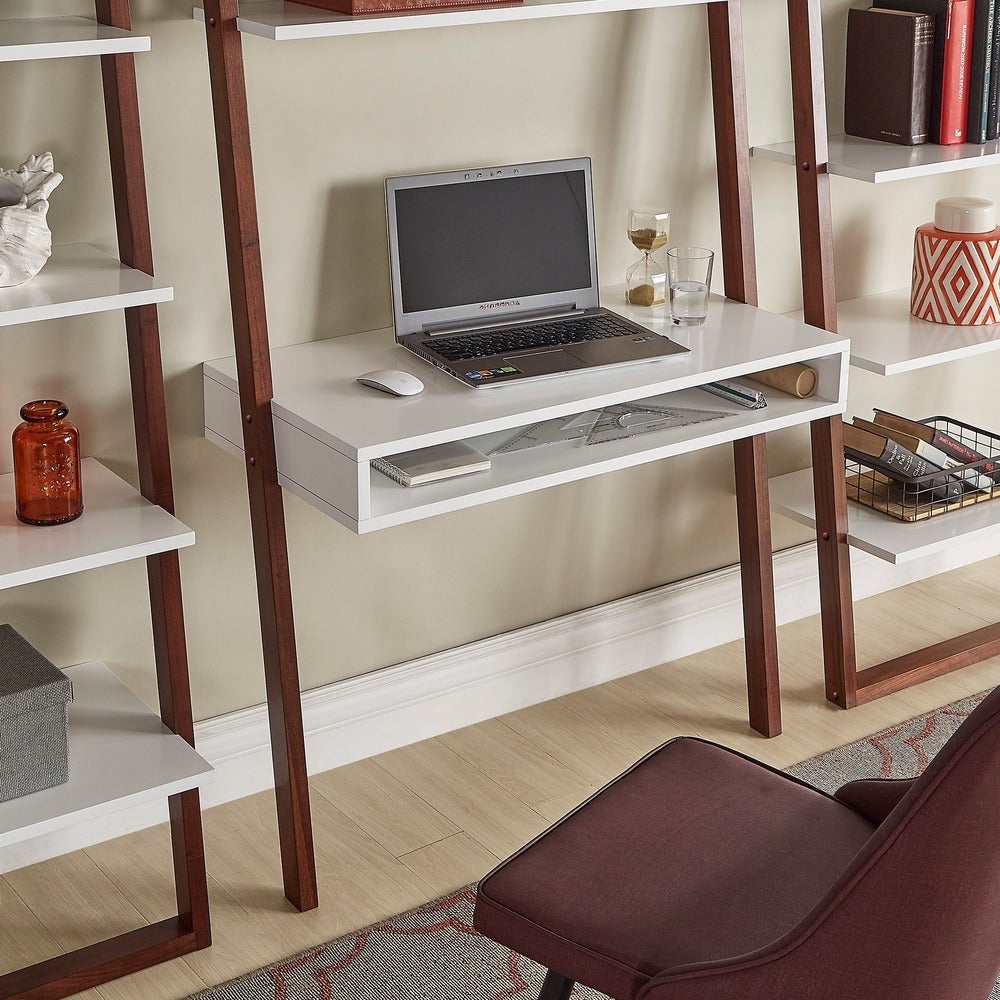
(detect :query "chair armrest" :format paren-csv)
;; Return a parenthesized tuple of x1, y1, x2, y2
(834, 778, 915, 824)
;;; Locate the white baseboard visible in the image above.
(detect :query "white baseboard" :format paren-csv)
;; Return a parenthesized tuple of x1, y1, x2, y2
(4, 534, 998, 872)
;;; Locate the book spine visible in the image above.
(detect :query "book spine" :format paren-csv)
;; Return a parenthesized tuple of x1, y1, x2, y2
(988, 0, 1000, 136)
(967, 0, 994, 140)
(914, 15, 938, 141)
(931, 428, 1000, 481)
(876, 440, 966, 500)
(941, 0, 975, 142)
(912, 437, 996, 491)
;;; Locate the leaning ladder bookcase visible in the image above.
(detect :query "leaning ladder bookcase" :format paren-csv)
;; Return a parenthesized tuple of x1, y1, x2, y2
(0, 5, 212, 998)
(762, 0, 1000, 707)
(198, 0, 782, 911)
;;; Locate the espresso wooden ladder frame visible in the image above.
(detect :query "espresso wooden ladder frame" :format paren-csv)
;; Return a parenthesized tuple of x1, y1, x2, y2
(785, 0, 1000, 709)
(199, 0, 782, 913)
(0, 3, 211, 998)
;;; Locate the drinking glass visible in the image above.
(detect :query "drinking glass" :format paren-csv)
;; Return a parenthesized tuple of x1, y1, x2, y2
(667, 247, 714, 326)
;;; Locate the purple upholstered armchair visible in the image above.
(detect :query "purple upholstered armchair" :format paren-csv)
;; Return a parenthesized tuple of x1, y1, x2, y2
(474, 686, 1000, 1000)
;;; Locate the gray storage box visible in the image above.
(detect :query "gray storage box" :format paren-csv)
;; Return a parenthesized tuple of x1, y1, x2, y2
(0, 625, 73, 803)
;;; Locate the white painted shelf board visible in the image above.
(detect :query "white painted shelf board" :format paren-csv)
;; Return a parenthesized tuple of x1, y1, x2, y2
(204, 288, 848, 462)
(770, 467, 1000, 564)
(0, 16, 150, 62)
(0, 458, 194, 590)
(0, 661, 212, 850)
(0, 244, 173, 328)
(787, 288, 1000, 376)
(193, 0, 704, 40)
(753, 134, 1000, 183)
(361, 388, 842, 532)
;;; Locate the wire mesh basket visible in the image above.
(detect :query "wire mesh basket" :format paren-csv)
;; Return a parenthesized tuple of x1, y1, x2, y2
(845, 416, 1000, 523)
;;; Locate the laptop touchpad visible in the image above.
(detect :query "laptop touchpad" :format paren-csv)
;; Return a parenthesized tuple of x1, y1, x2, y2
(504, 350, 587, 377)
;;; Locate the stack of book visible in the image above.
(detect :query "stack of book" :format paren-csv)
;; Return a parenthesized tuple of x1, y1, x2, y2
(844, 0, 999, 146)
(843, 410, 1000, 519)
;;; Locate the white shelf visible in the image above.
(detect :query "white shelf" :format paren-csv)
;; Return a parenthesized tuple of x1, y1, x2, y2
(0, 16, 150, 62)
(193, 0, 703, 40)
(0, 458, 194, 590)
(752, 134, 1000, 184)
(0, 661, 211, 850)
(787, 288, 1000, 376)
(205, 288, 849, 532)
(0, 244, 173, 328)
(770, 466, 1000, 564)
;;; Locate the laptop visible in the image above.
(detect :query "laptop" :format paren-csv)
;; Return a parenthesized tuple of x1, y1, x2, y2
(385, 157, 688, 389)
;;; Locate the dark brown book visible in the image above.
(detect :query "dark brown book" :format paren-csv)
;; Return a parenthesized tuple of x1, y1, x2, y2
(844, 7, 936, 145)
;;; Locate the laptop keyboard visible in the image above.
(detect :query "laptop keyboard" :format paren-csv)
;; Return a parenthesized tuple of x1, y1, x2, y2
(425, 313, 639, 363)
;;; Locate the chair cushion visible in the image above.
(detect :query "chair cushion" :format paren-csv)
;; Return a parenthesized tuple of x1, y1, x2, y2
(474, 737, 876, 1000)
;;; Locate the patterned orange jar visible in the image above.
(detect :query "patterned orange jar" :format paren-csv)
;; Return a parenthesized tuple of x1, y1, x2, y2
(12, 400, 83, 526)
(911, 197, 1000, 326)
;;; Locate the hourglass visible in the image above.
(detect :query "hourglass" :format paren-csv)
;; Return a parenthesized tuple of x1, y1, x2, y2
(625, 209, 669, 307)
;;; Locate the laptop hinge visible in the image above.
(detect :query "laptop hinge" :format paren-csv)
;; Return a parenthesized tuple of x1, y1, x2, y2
(421, 304, 583, 337)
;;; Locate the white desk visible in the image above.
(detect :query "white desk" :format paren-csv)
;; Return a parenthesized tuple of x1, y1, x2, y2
(203, 290, 848, 737)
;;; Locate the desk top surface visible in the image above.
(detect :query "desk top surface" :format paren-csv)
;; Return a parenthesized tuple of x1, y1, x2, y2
(205, 290, 847, 460)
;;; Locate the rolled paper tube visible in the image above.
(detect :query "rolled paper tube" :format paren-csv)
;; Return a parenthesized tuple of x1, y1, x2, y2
(749, 363, 818, 398)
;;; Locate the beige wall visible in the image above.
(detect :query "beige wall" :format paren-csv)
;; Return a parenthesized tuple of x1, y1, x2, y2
(1, 0, 996, 721)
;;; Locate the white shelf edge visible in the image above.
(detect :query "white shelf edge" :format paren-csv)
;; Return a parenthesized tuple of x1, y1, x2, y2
(0, 661, 212, 851)
(752, 135, 1000, 184)
(0, 17, 150, 63)
(0, 244, 173, 329)
(194, 0, 706, 40)
(0, 458, 195, 591)
(769, 467, 1000, 564)
(785, 288, 1000, 377)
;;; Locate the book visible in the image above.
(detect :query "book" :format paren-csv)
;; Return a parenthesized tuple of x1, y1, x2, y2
(872, 409, 1000, 482)
(967, 0, 995, 141)
(845, 8, 935, 145)
(853, 417, 994, 492)
(843, 423, 966, 502)
(879, 0, 966, 142)
(987, 0, 1000, 136)
(372, 441, 491, 488)
(941, 0, 975, 142)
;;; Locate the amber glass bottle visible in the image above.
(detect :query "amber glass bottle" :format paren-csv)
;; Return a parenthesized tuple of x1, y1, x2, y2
(12, 400, 83, 526)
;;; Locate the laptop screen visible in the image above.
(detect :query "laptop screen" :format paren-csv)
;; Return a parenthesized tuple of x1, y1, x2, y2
(386, 159, 600, 338)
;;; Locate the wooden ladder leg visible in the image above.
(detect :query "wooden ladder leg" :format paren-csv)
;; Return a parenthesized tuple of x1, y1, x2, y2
(707, 0, 757, 307)
(95, 0, 213, 940)
(709, 0, 781, 735)
(810, 417, 858, 708)
(786, 0, 859, 708)
(734, 436, 781, 737)
(200, 0, 319, 911)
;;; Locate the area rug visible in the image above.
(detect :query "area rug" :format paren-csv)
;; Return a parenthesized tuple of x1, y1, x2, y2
(190, 690, 1000, 1000)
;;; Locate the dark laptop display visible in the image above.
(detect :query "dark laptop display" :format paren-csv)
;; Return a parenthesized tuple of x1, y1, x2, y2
(386, 158, 687, 388)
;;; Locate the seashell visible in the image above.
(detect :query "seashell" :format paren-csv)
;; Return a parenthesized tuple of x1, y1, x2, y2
(0, 153, 64, 288)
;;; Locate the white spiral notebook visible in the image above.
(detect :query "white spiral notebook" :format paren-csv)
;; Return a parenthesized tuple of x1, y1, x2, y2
(372, 441, 491, 488)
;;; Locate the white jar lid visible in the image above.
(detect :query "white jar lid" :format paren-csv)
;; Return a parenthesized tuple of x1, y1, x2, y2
(934, 196, 997, 234)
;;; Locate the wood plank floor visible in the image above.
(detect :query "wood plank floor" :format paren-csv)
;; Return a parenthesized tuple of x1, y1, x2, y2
(3, 556, 1000, 998)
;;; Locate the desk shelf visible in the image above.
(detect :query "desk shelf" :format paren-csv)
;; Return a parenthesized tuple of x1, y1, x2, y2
(753, 134, 1000, 184)
(204, 292, 849, 533)
(0, 244, 173, 328)
(0, 661, 212, 853)
(193, 0, 705, 40)
(0, 458, 194, 591)
(0, 16, 150, 62)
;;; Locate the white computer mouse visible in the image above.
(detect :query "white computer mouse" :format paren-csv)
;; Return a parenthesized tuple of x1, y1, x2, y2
(356, 369, 425, 397)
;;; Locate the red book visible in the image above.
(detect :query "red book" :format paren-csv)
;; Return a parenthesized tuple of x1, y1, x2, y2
(940, 0, 975, 142)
